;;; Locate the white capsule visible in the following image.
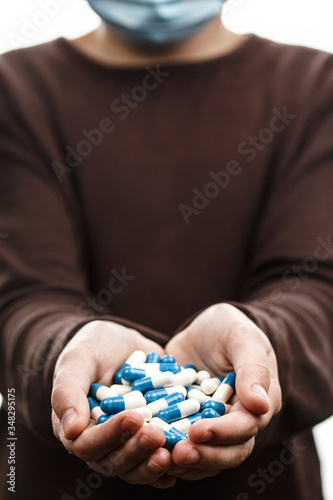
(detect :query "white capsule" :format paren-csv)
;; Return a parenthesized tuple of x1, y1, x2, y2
(170, 413, 202, 434)
(165, 385, 187, 398)
(110, 384, 132, 396)
(212, 384, 234, 403)
(149, 417, 171, 431)
(201, 377, 223, 395)
(131, 371, 175, 392)
(187, 384, 204, 392)
(123, 390, 145, 401)
(125, 350, 147, 365)
(90, 405, 105, 423)
(187, 388, 211, 405)
(131, 406, 152, 421)
(173, 368, 197, 387)
(89, 383, 118, 401)
(196, 370, 211, 384)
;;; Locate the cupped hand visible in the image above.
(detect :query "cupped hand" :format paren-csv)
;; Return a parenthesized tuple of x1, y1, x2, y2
(165, 303, 282, 482)
(51, 320, 175, 488)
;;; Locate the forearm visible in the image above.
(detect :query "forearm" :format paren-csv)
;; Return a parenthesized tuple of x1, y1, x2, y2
(0, 293, 169, 447)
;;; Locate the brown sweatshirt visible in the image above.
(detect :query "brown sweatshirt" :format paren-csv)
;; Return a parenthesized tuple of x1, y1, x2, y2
(0, 34, 332, 500)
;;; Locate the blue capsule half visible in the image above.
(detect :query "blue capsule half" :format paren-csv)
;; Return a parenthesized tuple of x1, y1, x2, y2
(201, 401, 228, 415)
(146, 352, 161, 363)
(163, 429, 186, 450)
(202, 408, 221, 419)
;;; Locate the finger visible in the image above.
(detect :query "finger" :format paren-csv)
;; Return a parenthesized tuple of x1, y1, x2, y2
(225, 320, 281, 415)
(60, 411, 144, 462)
(150, 474, 177, 489)
(187, 404, 269, 445)
(118, 447, 172, 485)
(171, 437, 255, 472)
(52, 344, 96, 440)
(89, 419, 166, 476)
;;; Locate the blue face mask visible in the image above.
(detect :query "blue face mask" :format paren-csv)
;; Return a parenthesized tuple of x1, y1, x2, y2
(87, 0, 227, 45)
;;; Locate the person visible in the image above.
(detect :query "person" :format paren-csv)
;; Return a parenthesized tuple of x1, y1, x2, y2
(0, 0, 332, 498)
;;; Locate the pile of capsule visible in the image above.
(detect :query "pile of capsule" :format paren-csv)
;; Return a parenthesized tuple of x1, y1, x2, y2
(88, 350, 236, 450)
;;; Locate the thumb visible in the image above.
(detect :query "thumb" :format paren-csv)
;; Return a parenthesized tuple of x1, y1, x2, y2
(235, 363, 271, 416)
(51, 348, 95, 441)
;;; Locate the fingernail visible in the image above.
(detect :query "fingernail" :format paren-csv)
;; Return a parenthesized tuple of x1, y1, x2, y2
(62, 408, 77, 437)
(139, 433, 161, 450)
(120, 417, 142, 437)
(251, 384, 270, 405)
(197, 430, 213, 443)
(184, 448, 200, 464)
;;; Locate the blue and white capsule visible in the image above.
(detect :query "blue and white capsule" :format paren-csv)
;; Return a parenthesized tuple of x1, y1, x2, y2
(114, 350, 147, 384)
(144, 385, 187, 403)
(131, 371, 174, 393)
(163, 429, 187, 450)
(88, 397, 107, 424)
(212, 372, 236, 403)
(201, 401, 232, 416)
(196, 370, 211, 384)
(187, 388, 211, 406)
(149, 417, 171, 431)
(173, 368, 197, 387)
(169, 427, 188, 440)
(89, 383, 118, 402)
(182, 363, 197, 371)
(157, 399, 200, 424)
(170, 413, 202, 434)
(136, 363, 181, 374)
(101, 392, 146, 414)
(201, 376, 224, 395)
(110, 384, 132, 396)
(147, 392, 185, 417)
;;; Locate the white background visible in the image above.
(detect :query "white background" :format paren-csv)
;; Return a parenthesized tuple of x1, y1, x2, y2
(0, 0, 332, 498)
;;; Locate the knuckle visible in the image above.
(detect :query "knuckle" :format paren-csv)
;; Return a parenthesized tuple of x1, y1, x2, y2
(74, 445, 96, 463)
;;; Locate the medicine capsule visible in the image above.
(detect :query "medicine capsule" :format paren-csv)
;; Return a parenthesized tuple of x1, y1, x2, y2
(110, 384, 132, 396)
(187, 388, 211, 405)
(170, 413, 202, 434)
(163, 429, 186, 450)
(202, 408, 221, 419)
(160, 354, 176, 364)
(122, 367, 150, 383)
(196, 370, 211, 384)
(131, 406, 152, 421)
(149, 417, 171, 431)
(212, 372, 236, 403)
(201, 401, 232, 416)
(182, 363, 197, 371)
(114, 350, 147, 383)
(101, 394, 146, 414)
(201, 376, 224, 395)
(146, 352, 161, 363)
(173, 368, 197, 387)
(88, 397, 107, 424)
(157, 399, 200, 424)
(131, 371, 175, 393)
(144, 386, 187, 403)
(169, 427, 188, 440)
(147, 392, 185, 417)
(89, 383, 118, 401)
(136, 363, 181, 374)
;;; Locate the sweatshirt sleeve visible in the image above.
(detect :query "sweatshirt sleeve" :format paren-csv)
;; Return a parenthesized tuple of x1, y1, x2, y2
(227, 77, 333, 447)
(0, 79, 168, 448)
